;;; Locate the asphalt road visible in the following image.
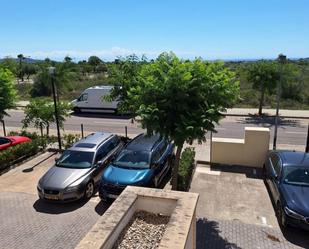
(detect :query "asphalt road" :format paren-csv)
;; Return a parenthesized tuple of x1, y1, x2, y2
(3, 110, 309, 146)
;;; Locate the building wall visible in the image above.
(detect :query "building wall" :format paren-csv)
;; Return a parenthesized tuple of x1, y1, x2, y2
(211, 127, 270, 168)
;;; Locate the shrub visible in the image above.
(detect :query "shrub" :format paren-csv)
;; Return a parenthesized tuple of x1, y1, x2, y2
(0, 139, 44, 171)
(62, 133, 81, 149)
(177, 147, 196, 191)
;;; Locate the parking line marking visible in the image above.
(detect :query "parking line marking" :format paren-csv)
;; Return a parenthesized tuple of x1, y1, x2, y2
(261, 216, 267, 226)
(285, 131, 305, 134)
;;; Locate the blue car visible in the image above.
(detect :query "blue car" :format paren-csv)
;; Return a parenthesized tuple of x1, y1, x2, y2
(99, 133, 174, 199)
(264, 150, 309, 230)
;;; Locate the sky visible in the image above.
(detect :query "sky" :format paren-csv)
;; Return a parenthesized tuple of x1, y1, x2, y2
(0, 0, 308, 61)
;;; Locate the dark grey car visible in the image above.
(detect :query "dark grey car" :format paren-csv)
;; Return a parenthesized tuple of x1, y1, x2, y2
(37, 132, 124, 202)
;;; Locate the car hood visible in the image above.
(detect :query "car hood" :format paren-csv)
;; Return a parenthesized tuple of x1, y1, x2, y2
(40, 165, 91, 190)
(282, 184, 309, 216)
(102, 165, 152, 185)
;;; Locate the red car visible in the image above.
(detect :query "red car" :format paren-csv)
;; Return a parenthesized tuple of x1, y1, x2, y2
(0, 136, 32, 151)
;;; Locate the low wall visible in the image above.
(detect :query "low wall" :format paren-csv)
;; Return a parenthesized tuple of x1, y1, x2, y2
(75, 186, 199, 249)
(211, 127, 270, 168)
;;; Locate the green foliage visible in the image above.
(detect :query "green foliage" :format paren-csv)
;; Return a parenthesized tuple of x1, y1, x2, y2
(62, 133, 80, 149)
(88, 56, 103, 72)
(22, 99, 72, 135)
(128, 52, 240, 145)
(0, 57, 18, 75)
(177, 147, 196, 191)
(120, 52, 239, 189)
(106, 54, 147, 113)
(0, 139, 44, 171)
(0, 68, 17, 120)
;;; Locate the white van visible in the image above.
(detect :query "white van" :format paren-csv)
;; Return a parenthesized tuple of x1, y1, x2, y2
(71, 85, 119, 113)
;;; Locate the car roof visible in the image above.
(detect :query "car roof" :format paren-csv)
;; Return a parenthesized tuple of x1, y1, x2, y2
(70, 132, 114, 152)
(86, 85, 114, 91)
(126, 133, 162, 152)
(275, 150, 309, 167)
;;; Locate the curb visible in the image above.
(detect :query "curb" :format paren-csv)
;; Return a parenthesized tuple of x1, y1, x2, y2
(223, 113, 309, 119)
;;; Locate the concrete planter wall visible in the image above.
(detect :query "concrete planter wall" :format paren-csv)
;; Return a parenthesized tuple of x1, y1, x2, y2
(75, 186, 199, 249)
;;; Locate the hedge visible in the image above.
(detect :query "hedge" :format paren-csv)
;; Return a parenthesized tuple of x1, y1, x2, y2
(0, 138, 46, 171)
(177, 147, 196, 191)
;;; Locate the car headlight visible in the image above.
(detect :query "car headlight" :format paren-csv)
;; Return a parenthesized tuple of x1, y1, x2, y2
(64, 185, 79, 192)
(37, 182, 43, 191)
(284, 207, 305, 220)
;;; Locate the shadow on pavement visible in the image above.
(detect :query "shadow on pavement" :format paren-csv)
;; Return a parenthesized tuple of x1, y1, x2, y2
(211, 164, 263, 179)
(33, 198, 89, 214)
(196, 218, 242, 249)
(237, 115, 302, 128)
(72, 112, 132, 120)
(95, 200, 112, 215)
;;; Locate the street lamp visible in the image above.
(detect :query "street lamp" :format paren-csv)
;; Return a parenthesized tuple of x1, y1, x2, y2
(48, 66, 62, 150)
(273, 54, 286, 150)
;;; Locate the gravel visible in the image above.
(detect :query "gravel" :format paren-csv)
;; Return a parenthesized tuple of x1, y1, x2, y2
(113, 211, 170, 249)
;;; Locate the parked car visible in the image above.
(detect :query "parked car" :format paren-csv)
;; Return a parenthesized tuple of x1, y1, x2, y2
(0, 136, 31, 151)
(71, 85, 119, 113)
(264, 150, 309, 230)
(99, 133, 174, 200)
(37, 132, 124, 202)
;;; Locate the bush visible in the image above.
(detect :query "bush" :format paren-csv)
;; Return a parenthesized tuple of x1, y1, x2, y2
(177, 147, 196, 191)
(62, 133, 81, 149)
(0, 139, 44, 171)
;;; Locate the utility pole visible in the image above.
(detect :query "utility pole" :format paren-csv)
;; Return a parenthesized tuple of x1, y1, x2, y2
(273, 54, 286, 150)
(306, 123, 309, 153)
(48, 66, 62, 150)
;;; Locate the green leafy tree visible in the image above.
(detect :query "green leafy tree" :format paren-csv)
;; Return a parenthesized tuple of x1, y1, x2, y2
(0, 68, 17, 133)
(246, 61, 280, 115)
(0, 57, 18, 75)
(17, 54, 25, 81)
(88, 56, 102, 73)
(122, 52, 240, 189)
(22, 63, 38, 80)
(22, 99, 71, 136)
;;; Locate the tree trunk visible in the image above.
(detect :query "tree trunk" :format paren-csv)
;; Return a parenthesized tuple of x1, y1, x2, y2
(46, 124, 49, 137)
(171, 143, 183, 190)
(1, 120, 6, 136)
(258, 86, 265, 116)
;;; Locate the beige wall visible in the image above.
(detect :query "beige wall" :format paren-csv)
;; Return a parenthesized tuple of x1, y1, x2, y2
(211, 127, 270, 168)
(75, 187, 199, 249)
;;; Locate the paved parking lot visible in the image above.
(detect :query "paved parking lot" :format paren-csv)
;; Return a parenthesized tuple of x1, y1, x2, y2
(0, 152, 109, 249)
(191, 164, 309, 248)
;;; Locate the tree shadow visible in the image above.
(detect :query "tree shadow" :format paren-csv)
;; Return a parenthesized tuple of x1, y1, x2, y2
(210, 164, 263, 179)
(236, 115, 302, 128)
(94, 200, 111, 215)
(196, 218, 242, 249)
(72, 112, 132, 120)
(33, 198, 89, 214)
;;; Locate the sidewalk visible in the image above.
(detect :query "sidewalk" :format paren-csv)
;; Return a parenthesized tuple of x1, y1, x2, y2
(14, 101, 309, 119)
(226, 108, 309, 119)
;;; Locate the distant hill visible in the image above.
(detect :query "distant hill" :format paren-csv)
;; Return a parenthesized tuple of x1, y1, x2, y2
(0, 57, 42, 64)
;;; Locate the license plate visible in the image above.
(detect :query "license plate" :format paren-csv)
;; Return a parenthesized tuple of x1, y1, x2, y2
(45, 194, 59, 200)
(107, 194, 118, 199)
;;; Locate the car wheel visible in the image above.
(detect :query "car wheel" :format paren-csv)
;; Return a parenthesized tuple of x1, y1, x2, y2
(277, 203, 287, 228)
(84, 181, 94, 199)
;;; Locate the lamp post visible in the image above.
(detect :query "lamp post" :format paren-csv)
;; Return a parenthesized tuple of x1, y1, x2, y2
(48, 66, 62, 150)
(273, 54, 286, 150)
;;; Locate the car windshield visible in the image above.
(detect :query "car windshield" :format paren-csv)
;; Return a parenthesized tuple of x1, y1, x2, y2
(113, 150, 150, 169)
(56, 150, 94, 169)
(283, 166, 309, 187)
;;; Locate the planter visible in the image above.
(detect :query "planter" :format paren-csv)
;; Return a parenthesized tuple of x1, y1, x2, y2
(75, 186, 199, 249)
